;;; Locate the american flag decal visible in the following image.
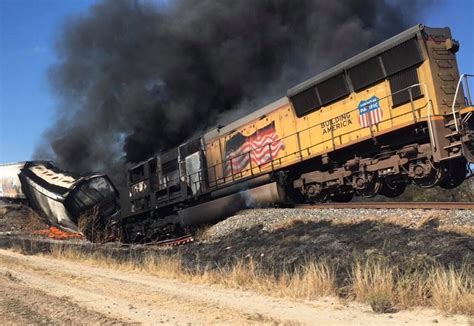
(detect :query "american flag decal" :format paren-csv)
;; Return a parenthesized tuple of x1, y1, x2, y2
(358, 96, 383, 128)
(224, 121, 284, 175)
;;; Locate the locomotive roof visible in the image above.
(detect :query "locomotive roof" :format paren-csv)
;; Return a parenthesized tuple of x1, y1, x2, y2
(144, 24, 427, 160)
(287, 24, 425, 97)
(204, 24, 425, 142)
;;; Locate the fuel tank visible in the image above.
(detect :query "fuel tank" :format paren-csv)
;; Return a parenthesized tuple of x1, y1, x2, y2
(178, 181, 286, 226)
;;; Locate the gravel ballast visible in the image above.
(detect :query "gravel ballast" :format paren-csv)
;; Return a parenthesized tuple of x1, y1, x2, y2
(204, 208, 474, 242)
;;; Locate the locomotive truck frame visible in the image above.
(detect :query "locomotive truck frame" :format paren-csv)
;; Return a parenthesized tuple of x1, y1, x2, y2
(123, 24, 474, 242)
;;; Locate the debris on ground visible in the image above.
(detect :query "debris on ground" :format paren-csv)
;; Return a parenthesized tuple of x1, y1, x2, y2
(34, 226, 85, 240)
(0, 202, 84, 240)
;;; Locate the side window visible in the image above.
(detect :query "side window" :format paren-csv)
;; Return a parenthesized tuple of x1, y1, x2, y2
(129, 165, 145, 183)
(389, 67, 422, 107)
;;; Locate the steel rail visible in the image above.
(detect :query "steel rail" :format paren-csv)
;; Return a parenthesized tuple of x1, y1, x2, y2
(295, 202, 474, 210)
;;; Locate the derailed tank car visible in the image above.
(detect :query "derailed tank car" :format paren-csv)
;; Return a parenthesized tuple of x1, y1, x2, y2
(0, 161, 120, 239)
(121, 24, 474, 243)
(0, 162, 27, 202)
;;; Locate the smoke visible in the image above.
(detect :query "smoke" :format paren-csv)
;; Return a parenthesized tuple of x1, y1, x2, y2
(36, 0, 428, 184)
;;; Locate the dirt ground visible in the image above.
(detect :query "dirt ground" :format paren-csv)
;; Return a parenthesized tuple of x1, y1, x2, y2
(0, 249, 470, 325)
(0, 203, 49, 235)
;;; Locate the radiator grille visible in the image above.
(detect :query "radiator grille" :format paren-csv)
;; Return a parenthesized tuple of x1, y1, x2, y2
(316, 73, 349, 106)
(348, 56, 385, 91)
(389, 67, 422, 107)
(381, 38, 422, 76)
(291, 87, 321, 117)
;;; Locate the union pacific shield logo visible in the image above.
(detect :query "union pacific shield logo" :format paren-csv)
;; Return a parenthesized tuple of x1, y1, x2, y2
(224, 121, 284, 175)
(358, 96, 383, 128)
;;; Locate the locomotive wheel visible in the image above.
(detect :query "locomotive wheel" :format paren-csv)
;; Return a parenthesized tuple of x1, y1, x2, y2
(355, 176, 382, 198)
(439, 158, 467, 189)
(380, 181, 406, 198)
(308, 194, 328, 203)
(412, 163, 443, 188)
(331, 192, 354, 202)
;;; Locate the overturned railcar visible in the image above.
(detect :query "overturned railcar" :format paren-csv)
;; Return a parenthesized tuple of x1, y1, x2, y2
(0, 161, 120, 237)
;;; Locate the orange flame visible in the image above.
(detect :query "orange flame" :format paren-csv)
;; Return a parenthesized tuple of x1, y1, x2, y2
(35, 226, 85, 240)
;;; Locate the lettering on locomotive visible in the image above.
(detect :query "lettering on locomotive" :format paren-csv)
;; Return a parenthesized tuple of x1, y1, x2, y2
(321, 113, 353, 135)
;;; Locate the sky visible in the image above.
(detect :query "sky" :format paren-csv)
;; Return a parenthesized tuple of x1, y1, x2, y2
(0, 0, 473, 163)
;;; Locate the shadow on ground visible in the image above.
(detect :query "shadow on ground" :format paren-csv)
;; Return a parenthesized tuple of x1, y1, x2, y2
(177, 219, 473, 274)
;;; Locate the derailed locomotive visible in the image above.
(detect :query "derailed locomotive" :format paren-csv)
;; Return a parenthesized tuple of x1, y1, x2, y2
(0, 161, 119, 238)
(122, 24, 474, 242)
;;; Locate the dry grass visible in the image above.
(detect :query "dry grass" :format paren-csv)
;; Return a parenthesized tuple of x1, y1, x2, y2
(48, 244, 473, 316)
(277, 259, 336, 298)
(351, 259, 395, 302)
(350, 257, 473, 315)
(438, 225, 474, 237)
(429, 266, 473, 315)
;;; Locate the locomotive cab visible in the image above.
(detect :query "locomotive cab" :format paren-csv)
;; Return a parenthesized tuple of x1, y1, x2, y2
(127, 137, 209, 216)
(178, 137, 208, 196)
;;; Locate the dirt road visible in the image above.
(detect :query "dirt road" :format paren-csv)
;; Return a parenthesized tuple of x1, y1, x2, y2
(0, 249, 470, 325)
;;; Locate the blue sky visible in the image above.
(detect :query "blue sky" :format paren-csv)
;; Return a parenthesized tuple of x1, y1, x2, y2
(0, 0, 473, 163)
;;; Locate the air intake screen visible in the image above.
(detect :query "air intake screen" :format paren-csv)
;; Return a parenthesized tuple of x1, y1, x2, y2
(348, 56, 385, 91)
(316, 73, 349, 105)
(381, 38, 422, 76)
(389, 67, 422, 107)
(291, 87, 321, 117)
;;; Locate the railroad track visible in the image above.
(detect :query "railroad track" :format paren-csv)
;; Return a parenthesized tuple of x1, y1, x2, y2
(295, 202, 474, 210)
(145, 234, 194, 247)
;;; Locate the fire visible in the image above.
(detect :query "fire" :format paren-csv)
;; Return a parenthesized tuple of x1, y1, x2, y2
(35, 226, 84, 240)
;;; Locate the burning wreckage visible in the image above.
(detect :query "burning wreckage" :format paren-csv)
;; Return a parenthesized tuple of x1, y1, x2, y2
(0, 161, 120, 241)
(2, 24, 474, 244)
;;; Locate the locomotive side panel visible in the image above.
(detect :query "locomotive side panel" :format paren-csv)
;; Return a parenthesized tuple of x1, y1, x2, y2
(202, 29, 439, 190)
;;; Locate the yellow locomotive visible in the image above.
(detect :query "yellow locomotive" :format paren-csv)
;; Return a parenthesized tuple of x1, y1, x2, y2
(124, 24, 473, 242)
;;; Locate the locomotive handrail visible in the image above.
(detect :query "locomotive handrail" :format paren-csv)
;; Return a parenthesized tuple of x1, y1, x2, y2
(405, 83, 435, 149)
(210, 83, 433, 187)
(451, 74, 474, 133)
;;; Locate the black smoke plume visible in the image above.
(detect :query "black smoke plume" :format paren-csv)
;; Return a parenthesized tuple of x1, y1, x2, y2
(36, 0, 428, 184)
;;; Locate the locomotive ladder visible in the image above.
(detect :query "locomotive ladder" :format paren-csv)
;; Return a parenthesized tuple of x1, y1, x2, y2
(445, 74, 474, 160)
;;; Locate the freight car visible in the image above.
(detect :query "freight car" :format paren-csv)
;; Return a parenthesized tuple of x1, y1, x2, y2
(122, 24, 474, 242)
(0, 162, 27, 202)
(0, 161, 120, 237)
